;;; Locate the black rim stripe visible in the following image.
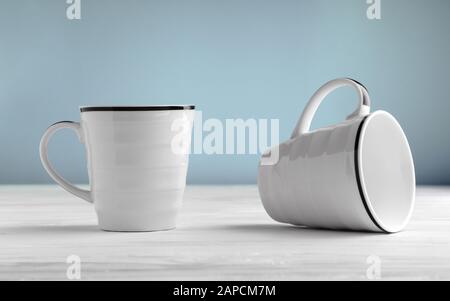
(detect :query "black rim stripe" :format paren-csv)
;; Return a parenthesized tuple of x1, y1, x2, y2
(354, 116, 388, 233)
(345, 78, 369, 92)
(80, 105, 195, 112)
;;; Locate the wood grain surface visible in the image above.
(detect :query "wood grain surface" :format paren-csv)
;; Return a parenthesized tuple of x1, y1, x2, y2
(1, 185, 449, 280)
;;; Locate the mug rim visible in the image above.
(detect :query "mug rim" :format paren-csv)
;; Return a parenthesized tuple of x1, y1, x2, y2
(355, 110, 415, 233)
(79, 105, 195, 112)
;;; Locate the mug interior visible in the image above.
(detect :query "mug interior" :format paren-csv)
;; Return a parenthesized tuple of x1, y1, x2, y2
(80, 105, 195, 112)
(357, 111, 415, 233)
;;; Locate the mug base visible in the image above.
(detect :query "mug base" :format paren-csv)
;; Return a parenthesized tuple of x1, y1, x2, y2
(97, 212, 178, 232)
(99, 225, 176, 232)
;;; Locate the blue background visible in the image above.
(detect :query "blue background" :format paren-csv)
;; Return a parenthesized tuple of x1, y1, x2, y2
(1, 0, 449, 185)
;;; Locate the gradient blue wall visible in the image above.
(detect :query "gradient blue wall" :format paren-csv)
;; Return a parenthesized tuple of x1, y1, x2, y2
(1, 0, 449, 184)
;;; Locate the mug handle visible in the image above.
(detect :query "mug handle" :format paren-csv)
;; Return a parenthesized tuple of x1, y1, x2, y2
(291, 78, 371, 138)
(39, 121, 92, 203)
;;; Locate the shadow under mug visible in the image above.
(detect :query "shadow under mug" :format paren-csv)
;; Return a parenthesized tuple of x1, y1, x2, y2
(258, 78, 415, 233)
(40, 105, 195, 232)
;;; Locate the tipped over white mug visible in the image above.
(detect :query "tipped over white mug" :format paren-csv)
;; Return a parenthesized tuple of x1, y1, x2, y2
(40, 105, 195, 232)
(258, 78, 415, 233)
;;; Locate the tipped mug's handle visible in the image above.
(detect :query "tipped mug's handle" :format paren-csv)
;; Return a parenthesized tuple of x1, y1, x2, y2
(291, 78, 371, 138)
(39, 121, 92, 203)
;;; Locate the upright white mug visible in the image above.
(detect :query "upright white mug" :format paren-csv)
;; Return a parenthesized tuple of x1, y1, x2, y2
(40, 105, 195, 232)
(258, 78, 415, 233)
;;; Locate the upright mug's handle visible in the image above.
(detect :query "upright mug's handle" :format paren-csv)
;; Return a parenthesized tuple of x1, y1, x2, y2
(39, 121, 92, 203)
(291, 78, 371, 138)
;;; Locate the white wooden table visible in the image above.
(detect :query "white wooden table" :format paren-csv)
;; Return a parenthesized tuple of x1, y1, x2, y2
(1, 185, 449, 280)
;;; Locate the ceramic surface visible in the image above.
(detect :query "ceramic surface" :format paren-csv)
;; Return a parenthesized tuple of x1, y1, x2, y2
(40, 106, 195, 232)
(258, 79, 415, 233)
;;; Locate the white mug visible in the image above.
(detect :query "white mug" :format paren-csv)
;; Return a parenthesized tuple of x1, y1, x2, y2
(258, 78, 415, 233)
(40, 105, 195, 232)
